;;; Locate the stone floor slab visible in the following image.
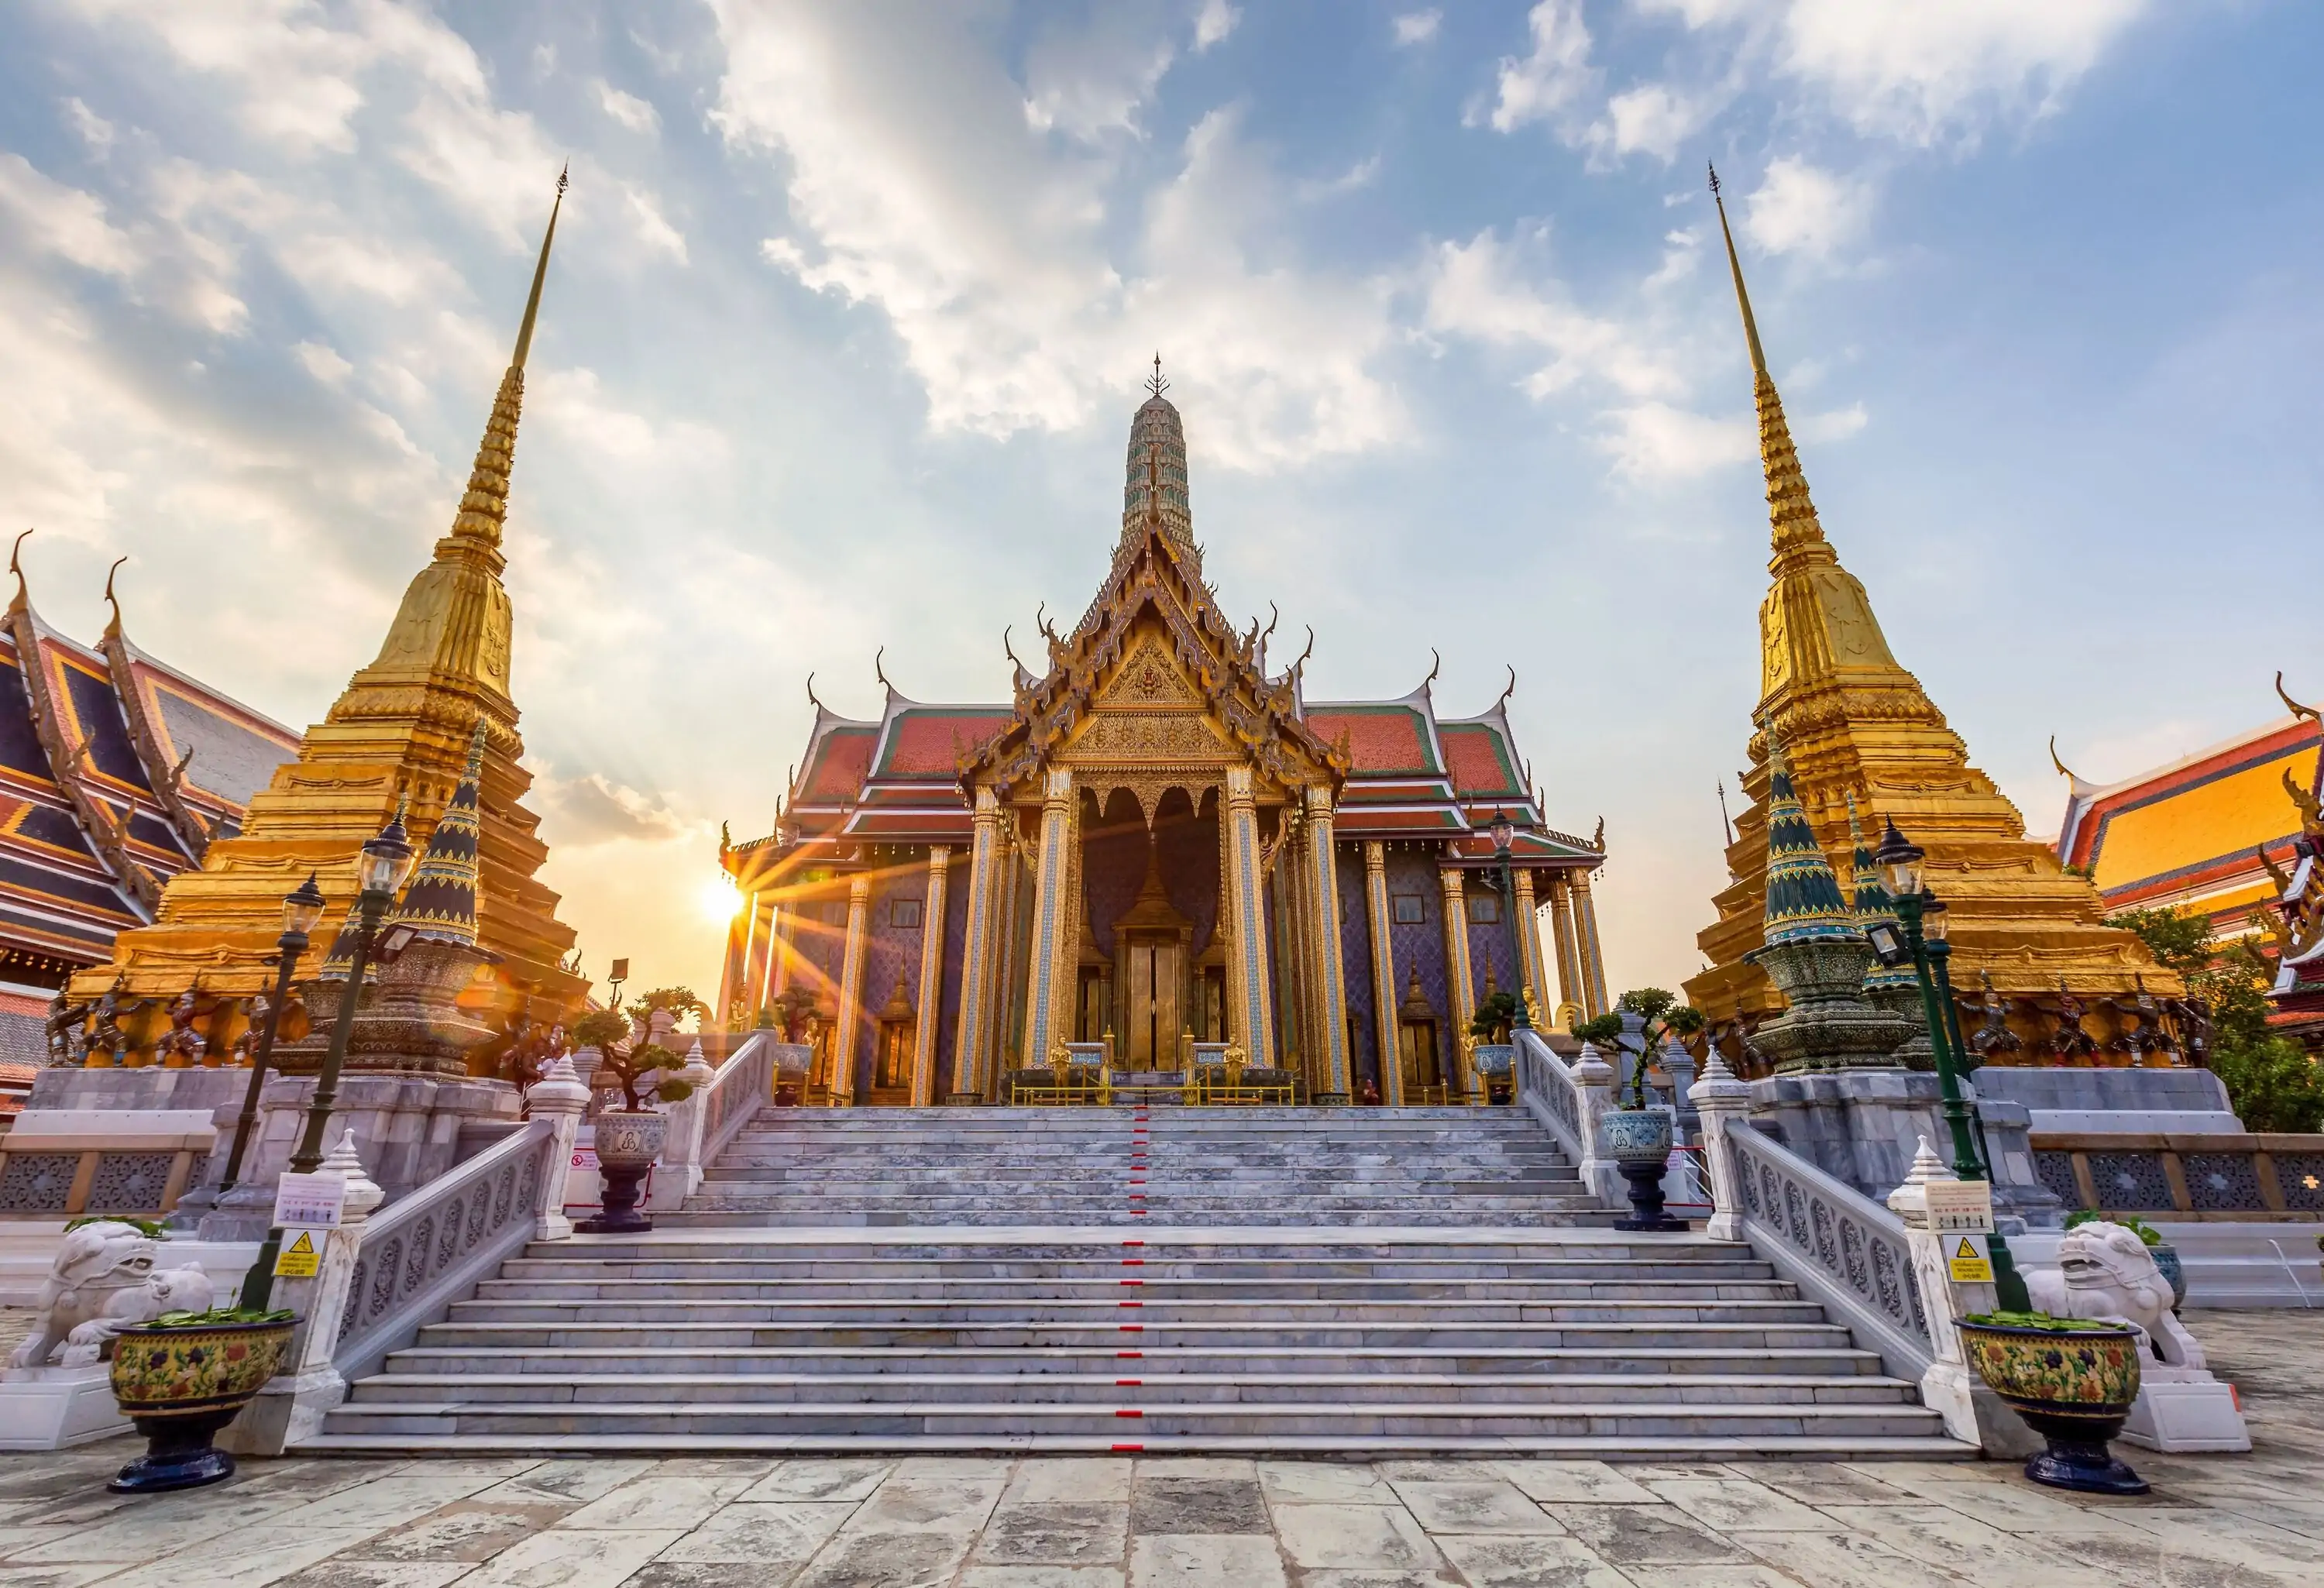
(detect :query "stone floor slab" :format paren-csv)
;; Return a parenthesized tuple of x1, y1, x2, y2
(793, 1528, 974, 1588)
(1128, 1477, 1269, 1535)
(1647, 1477, 1840, 1533)
(1271, 1502, 1438, 1570)
(1497, 1462, 1658, 1506)
(1549, 1504, 1740, 1566)
(1126, 1533, 1287, 1588)
(1007, 1459, 1133, 1504)
(1387, 1480, 1563, 1535)
(651, 1499, 855, 1566)
(1434, 1533, 1631, 1588)
(960, 1566, 1127, 1587)
(349, 1500, 569, 1563)
(738, 1460, 895, 1504)
(454, 1527, 685, 1588)
(976, 1500, 1128, 1565)
(1257, 1461, 1388, 1504)
(1731, 1529, 1968, 1588)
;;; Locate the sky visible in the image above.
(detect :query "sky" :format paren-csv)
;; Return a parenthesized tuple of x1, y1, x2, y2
(0, 0, 2318, 1007)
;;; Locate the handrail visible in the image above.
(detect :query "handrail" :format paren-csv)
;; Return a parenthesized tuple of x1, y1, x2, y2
(332, 1115, 555, 1381)
(699, 1031, 773, 1167)
(1724, 1121, 1933, 1380)
(1513, 1027, 1585, 1162)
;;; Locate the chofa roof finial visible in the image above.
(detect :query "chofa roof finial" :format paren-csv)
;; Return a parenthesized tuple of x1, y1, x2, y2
(7, 528, 29, 610)
(1147, 352, 1168, 399)
(2277, 670, 2319, 726)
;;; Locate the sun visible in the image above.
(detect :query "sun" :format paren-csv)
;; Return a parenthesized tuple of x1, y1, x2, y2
(698, 873, 743, 923)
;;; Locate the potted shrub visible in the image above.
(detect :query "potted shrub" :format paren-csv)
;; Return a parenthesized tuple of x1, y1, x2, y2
(1958, 1311, 2147, 1494)
(1578, 991, 1704, 1232)
(107, 1304, 296, 1493)
(2065, 1210, 2184, 1309)
(572, 1009, 695, 1234)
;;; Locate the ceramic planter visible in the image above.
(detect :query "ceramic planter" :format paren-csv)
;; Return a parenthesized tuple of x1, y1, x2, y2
(2149, 1243, 2186, 1311)
(107, 1318, 294, 1493)
(1958, 1319, 2147, 1494)
(579, 1109, 669, 1234)
(1601, 1108, 1686, 1233)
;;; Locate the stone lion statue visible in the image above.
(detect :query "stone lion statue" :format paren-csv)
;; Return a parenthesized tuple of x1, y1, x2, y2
(5, 1221, 215, 1372)
(2027, 1219, 2203, 1368)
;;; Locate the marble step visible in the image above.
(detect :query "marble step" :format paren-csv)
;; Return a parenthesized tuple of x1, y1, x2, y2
(297, 1431, 1975, 1459)
(380, 1345, 1892, 1378)
(413, 1320, 1861, 1352)
(444, 1297, 1832, 1326)
(317, 1399, 1949, 1442)
(472, 1277, 1797, 1302)
(347, 1370, 1917, 1408)
(527, 1235, 1721, 1260)
(493, 1257, 1780, 1282)
(658, 1210, 1621, 1229)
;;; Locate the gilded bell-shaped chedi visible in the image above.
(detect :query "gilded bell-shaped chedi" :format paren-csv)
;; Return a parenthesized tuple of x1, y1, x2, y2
(1686, 167, 2168, 1030)
(70, 173, 584, 1033)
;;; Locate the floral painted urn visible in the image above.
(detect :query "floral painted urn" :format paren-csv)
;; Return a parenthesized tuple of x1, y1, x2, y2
(107, 1316, 295, 1493)
(1958, 1318, 2146, 1494)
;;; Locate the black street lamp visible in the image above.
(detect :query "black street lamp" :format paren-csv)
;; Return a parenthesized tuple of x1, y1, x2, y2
(216, 874, 327, 1198)
(242, 809, 415, 1311)
(1486, 809, 1533, 1038)
(1866, 818, 2033, 1311)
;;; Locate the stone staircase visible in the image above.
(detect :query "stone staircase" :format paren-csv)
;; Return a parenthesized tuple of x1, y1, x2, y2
(301, 1105, 1966, 1458)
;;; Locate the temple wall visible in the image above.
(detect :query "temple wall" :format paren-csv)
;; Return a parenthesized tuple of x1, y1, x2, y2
(1466, 902, 1519, 1008)
(1384, 849, 1450, 1037)
(856, 868, 919, 1094)
(1159, 801, 1219, 957)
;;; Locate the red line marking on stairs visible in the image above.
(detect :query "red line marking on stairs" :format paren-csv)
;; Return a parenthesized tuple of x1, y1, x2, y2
(1116, 1408, 1143, 1418)
(1116, 1378, 1142, 1387)
(1119, 1324, 1143, 1332)
(1112, 1443, 1143, 1452)
(1117, 1350, 1143, 1359)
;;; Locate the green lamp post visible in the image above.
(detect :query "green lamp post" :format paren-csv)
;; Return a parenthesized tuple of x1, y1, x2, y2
(1865, 819, 2033, 1311)
(1486, 809, 1533, 1038)
(215, 873, 328, 1198)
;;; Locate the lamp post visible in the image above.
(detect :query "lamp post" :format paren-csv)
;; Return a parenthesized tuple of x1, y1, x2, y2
(1486, 810, 1532, 1040)
(1866, 819, 2033, 1311)
(215, 874, 327, 1197)
(241, 809, 414, 1311)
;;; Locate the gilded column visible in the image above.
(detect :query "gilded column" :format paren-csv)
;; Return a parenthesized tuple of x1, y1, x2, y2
(1022, 768, 1075, 1067)
(951, 789, 1002, 1102)
(1363, 841, 1402, 1108)
(1511, 868, 1548, 1022)
(1223, 766, 1277, 1067)
(1573, 869, 1611, 1016)
(1305, 786, 1353, 1102)
(830, 872, 872, 1106)
(1218, 789, 1243, 1052)
(910, 846, 951, 1107)
(1439, 863, 1481, 1103)
(768, 897, 798, 1000)
(1276, 828, 1310, 1081)
(1546, 875, 1583, 1023)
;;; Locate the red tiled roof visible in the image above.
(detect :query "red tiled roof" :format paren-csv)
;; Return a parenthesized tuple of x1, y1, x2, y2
(801, 728, 878, 803)
(1308, 708, 1433, 776)
(882, 710, 1014, 777)
(1440, 724, 1519, 797)
(0, 992, 48, 1019)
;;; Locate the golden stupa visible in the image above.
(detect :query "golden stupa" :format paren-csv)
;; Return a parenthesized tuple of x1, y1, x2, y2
(73, 174, 584, 1027)
(1686, 170, 2168, 1029)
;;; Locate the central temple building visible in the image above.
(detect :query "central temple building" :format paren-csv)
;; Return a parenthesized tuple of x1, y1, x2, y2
(719, 373, 1607, 1106)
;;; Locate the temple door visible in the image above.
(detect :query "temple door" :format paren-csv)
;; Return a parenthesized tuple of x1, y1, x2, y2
(1123, 936, 1184, 1070)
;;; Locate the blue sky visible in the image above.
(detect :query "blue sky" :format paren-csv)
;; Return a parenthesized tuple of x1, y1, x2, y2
(0, 1, 2316, 1000)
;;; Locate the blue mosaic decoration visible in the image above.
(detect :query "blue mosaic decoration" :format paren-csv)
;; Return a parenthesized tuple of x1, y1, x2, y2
(386, 718, 485, 948)
(1846, 795, 1916, 993)
(1759, 748, 1859, 947)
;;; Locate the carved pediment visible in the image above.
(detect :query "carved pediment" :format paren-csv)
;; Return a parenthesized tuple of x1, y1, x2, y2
(1060, 711, 1237, 766)
(1094, 633, 1205, 711)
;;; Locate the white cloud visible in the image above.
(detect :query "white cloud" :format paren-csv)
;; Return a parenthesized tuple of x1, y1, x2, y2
(1744, 155, 1868, 259)
(713, 2, 1401, 471)
(1487, 1, 1598, 134)
(624, 189, 689, 263)
(1597, 400, 1751, 479)
(1422, 227, 1679, 403)
(1193, 0, 1239, 52)
(596, 81, 660, 134)
(294, 340, 353, 385)
(1393, 11, 1442, 47)
(0, 154, 140, 276)
(1592, 82, 1708, 162)
(62, 97, 115, 157)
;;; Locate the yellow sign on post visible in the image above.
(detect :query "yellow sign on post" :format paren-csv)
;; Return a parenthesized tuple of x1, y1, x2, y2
(1947, 1234, 1994, 1284)
(273, 1229, 323, 1279)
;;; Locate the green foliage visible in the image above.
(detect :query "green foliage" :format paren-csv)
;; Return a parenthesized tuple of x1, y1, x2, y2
(602, 1041, 692, 1112)
(1573, 1013, 1622, 1047)
(65, 1215, 167, 1239)
(572, 1009, 629, 1052)
(2106, 907, 2324, 1133)
(149, 1308, 294, 1328)
(1470, 991, 1521, 1041)
(1964, 1311, 2126, 1332)
(1616, 987, 1676, 1023)
(627, 987, 707, 1025)
(2064, 1210, 2164, 1246)
(1662, 1005, 1707, 1040)
(768, 985, 822, 1043)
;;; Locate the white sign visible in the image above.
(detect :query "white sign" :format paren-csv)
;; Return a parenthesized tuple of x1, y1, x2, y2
(273, 1171, 348, 1230)
(1922, 1178, 1995, 1235)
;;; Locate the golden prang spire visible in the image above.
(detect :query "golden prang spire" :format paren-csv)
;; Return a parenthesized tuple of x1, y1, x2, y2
(450, 163, 566, 552)
(1709, 163, 1825, 563)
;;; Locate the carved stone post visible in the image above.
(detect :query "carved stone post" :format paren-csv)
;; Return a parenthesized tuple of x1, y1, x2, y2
(1023, 768, 1074, 1069)
(224, 1129, 381, 1456)
(1572, 1041, 1621, 1204)
(1363, 841, 1402, 1107)
(1887, 1139, 2040, 1456)
(1222, 766, 1276, 1067)
(912, 846, 951, 1107)
(650, 1039, 717, 1211)
(525, 1054, 590, 1240)
(951, 789, 1002, 1102)
(1438, 863, 1480, 1103)
(1686, 1051, 1752, 1243)
(830, 874, 871, 1105)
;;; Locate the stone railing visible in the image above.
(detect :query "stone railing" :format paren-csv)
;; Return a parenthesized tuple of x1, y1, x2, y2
(1721, 1119, 1932, 1380)
(332, 1115, 555, 1382)
(1514, 1029, 1623, 1206)
(699, 1033, 775, 1167)
(2031, 1130, 2324, 1220)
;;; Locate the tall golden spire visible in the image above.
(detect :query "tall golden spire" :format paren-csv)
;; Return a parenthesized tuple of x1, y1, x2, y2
(1687, 163, 2167, 1028)
(75, 170, 583, 1033)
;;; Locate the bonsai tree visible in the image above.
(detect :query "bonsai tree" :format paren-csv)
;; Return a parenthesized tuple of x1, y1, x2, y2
(572, 1009, 694, 1114)
(1598, 988, 1707, 1108)
(1470, 990, 1522, 1043)
(627, 986, 708, 1043)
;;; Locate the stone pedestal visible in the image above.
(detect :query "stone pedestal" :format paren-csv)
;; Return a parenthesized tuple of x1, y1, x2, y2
(1748, 1068, 2061, 1229)
(1886, 1144, 2044, 1459)
(198, 1071, 517, 1238)
(1747, 938, 1912, 1073)
(2121, 1367, 2251, 1453)
(0, 1366, 125, 1449)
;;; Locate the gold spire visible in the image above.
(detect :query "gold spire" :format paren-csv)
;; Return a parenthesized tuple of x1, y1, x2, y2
(450, 164, 565, 552)
(1710, 163, 1824, 561)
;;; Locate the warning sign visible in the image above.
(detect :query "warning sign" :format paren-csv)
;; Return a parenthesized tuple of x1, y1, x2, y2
(273, 1172, 348, 1230)
(273, 1229, 323, 1279)
(1947, 1234, 1994, 1284)
(1923, 1179, 1995, 1235)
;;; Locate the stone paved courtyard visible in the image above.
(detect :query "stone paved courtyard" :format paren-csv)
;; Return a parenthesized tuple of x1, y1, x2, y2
(0, 1310, 2313, 1587)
